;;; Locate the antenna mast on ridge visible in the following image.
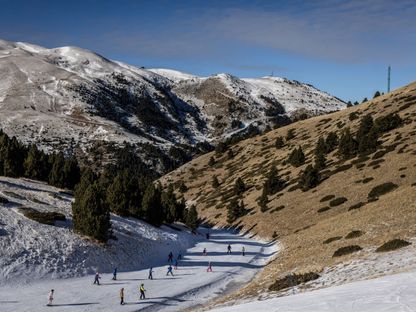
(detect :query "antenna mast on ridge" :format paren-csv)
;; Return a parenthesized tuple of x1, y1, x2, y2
(387, 66, 391, 93)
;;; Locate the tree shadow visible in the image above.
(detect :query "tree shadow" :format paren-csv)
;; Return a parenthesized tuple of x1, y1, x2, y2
(0, 301, 18, 303)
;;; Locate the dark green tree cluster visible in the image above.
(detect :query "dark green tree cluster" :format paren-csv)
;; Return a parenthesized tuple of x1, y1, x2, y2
(227, 198, 247, 224)
(72, 169, 111, 243)
(287, 146, 305, 167)
(0, 130, 80, 189)
(72, 143, 189, 242)
(337, 113, 402, 159)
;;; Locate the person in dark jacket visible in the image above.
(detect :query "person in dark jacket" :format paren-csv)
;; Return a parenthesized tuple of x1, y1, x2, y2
(112, 267, 117, 280)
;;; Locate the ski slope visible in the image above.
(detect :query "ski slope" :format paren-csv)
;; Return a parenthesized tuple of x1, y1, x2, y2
(0, 228, 276, 312)
(210, 270, 416, 312)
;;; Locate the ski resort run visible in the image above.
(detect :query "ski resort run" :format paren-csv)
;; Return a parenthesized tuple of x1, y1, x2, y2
(0, 176, 277, 312)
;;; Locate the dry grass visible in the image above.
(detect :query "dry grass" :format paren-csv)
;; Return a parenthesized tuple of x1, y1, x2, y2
(159, 82, 416, 300)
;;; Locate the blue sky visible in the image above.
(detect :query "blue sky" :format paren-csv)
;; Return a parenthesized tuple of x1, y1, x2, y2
(0, 0, 415, 102)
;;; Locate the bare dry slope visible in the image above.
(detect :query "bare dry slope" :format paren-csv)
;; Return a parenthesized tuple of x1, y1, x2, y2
(160, 82, 416, 300)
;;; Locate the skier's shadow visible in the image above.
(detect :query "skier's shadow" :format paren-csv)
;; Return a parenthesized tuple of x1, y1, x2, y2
(50, 302, 99, 307)
(124, 301, 173, 306)
(100, 282, 126, 285)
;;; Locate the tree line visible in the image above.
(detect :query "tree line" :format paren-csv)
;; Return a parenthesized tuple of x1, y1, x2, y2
(0, 132, 199, 243)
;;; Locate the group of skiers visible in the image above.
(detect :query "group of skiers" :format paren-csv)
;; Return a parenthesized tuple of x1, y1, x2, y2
(46, 233, 247, 306)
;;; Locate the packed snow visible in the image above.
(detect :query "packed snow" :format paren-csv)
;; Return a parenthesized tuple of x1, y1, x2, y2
(0, 176, 277, 312)
(209, 270, 416, 312)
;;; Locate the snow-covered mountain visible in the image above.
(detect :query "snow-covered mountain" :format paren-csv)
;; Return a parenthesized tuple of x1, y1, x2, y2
(0, 39, 345, 171)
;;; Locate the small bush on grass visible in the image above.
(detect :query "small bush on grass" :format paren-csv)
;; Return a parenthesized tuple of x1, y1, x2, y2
(376, 239, 411, 252)
(368, 182, 398, 200)
(18, 207, 66, 225)
(320, 195, 335, 202)
(333, 245, 362, 257)
(269, 272, 320, 292)
(317, 207, 330, 213)
(345, 230, 365, 239)
(329, 197, 348, 207)
(362, 177, 374, 184)
(270, 205, 285, 213)
(348, 202, 366, 211)
(323, 236, 342, 244)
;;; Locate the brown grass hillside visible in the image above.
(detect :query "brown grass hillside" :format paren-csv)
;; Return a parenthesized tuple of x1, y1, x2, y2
(160, 82, 416, 300)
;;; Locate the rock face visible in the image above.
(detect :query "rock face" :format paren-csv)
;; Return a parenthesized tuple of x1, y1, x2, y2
(0, 39, 345, 172)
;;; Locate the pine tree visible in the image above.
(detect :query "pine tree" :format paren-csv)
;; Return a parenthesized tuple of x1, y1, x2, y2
(185, 205, 199, 230)
(298, 165, 320, 191)
(106, 170, 131, 217)
(362, 98, 368, 103)
(208, 156, 215, 166)
(275, 136, 285, 148)
(356, 114, 374, 141)
(178, 181, 188, 193)
(234, 177, 246, 195)
(263, 166, 284, 195)
(48, 152, 65, 188)
(347, 101, 353, 107)
(227, 149, 234, 159)
(287, 146, 305, 167)
(142, 183, 163, 226)
(314, 150, 326, 170)
(356, 115, 379, 155)
(258, 190, 269, 212)
(62, 157, 80, 189)
(315, 137, 328, 155)
(2, 136, 25, 177)
(373, 91, 381, 98)
(325, 132, 338, 152)
(215, 142, 227, 156)
(227, 199, 247, 224)
(24, 145, 43, 179)
(212, 175, 220, 189)
(338, 128, 358, 159)
(72, 180, 111, 243)
(161, 184, 178, 224)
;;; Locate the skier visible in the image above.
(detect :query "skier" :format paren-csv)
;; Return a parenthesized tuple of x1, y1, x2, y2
(166, 265, 174, 276)
(93, 272, 101, 285)
(206, 232, 210, 240)
(177, 252, 182, 260)
(203, 248, 207, 256)
(242, 246, 245, 256)
(120, 287, 125, 305)
(168, 251, 173, 263)
(227, 244, 232, 254)
(207, 261, 213, 272)
(112, 267, 117, 280)
(174, 258, 178, 270)
(148, 267, 153, 280)
(47, 289, 54, 306)
(139, 283, 146, 300)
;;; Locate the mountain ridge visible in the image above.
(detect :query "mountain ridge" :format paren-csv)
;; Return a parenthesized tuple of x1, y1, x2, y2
(0, 38, 345, 173)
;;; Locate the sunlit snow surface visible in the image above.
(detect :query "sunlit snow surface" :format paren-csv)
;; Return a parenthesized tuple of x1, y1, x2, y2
(0, 176, 277, 312)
